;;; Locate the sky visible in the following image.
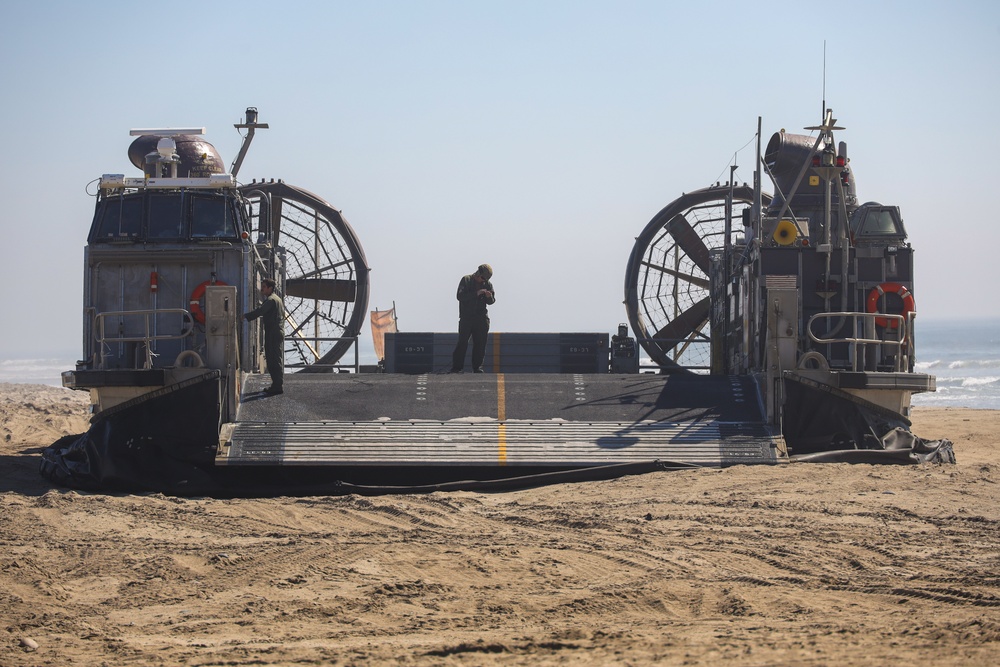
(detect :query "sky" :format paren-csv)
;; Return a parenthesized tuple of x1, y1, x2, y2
(1, 0, 998, 364)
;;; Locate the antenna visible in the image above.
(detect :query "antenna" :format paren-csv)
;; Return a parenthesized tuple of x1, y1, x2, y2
(822, 40, 827, 120)
(231, 107, 269, 178)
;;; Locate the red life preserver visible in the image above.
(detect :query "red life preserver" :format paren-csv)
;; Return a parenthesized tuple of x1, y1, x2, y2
(866, 282, 914, 329)
(189, 279, 227, 324)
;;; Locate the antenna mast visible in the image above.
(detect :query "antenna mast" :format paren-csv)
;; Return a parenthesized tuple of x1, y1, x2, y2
(231, 107, 269, 178)
(822, 40, 827, 118)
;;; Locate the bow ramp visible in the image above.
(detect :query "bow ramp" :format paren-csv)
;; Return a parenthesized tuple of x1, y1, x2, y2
(219, 373, 780, 478)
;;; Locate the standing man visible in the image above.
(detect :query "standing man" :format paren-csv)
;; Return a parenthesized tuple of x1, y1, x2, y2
(451, 264, 495, 373)
(244, 278, 284, 395)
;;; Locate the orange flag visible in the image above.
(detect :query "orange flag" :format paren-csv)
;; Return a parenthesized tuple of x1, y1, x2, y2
(370, 307, 398, 361)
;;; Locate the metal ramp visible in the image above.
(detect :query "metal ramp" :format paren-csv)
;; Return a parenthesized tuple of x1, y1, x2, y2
(218, 373, 780, 471)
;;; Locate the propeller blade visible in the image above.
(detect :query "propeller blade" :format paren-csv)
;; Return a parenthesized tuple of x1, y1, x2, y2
(667, 214, 711, 275)
(285, 278, 357, 302)
(651, 297, 710, 349)
(640, 259, 710, 290)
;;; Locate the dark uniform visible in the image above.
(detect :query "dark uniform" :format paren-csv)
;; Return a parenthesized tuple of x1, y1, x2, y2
(451, 265, 495, 373)
(245, 290, 284, 392)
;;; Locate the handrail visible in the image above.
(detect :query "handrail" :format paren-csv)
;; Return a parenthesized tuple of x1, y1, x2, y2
(284, 335, 360, 373)
(95, 308, 195, 370)
(806, 311, 912, 372)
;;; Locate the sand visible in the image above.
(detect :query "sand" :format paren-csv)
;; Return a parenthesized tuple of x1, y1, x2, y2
(2, 382, 998, 665)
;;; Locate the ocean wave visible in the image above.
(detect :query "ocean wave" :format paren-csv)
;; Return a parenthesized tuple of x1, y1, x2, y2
(948, 359, 1000, 370)
(932, 375, 1000, 387)
(0, 358, 74, 386)
(913, 373, 1000, 409)
(913, 384, 1000, 407)
(916, 358, 1000, 371)
(961, 376, 1000, 387)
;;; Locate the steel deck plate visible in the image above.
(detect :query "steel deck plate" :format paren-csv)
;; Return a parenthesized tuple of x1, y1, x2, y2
(219, 373, 778, 469)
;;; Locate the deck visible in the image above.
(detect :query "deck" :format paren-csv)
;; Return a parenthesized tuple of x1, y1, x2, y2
(219, 372, 780, 472)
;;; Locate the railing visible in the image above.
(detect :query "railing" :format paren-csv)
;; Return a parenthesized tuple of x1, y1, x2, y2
(92, 311, 360, 374)
(635, 334, 712, 373)
(805, 311, 915, 373)
(284, 336, 361, 373)
(94, 309, 195, 370)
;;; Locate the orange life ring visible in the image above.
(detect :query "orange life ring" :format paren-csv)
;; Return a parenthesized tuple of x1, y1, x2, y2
(866, 282, 914, 329)
(189, 279, 228, 324)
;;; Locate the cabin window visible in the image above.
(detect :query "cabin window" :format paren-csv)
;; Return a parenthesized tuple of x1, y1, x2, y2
(147, 194, 184, 239)
(191, 196, 237, 238)
(93, 195, 142, 240)
(851, 205, 905, 239)
(861, 210, 899, 236)
(90, 191, 243, 243)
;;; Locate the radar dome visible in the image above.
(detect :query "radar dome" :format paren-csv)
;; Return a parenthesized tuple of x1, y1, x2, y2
(127, 134, 226, 177)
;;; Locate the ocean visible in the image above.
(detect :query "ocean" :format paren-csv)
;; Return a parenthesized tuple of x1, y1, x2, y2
(2, 318, 997, 409)
(911, 317, 1000, 410)
(0, 357, 75, 387)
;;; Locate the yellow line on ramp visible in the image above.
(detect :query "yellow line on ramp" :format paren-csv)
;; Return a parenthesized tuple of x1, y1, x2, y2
(497, 373, 507, 466)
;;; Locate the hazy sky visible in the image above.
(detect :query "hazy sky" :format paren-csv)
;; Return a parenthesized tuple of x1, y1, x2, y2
(2, 0, 997, 363)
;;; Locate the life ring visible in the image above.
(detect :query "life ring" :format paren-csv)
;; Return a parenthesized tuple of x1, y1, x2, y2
(866, 282, 914, 329)
(797, 350, 830, 370)
(173, 350, 205, 368)
(189, 280, 228, 324)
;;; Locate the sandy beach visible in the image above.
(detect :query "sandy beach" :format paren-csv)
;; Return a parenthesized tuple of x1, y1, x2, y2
(2, 382, 998, 665)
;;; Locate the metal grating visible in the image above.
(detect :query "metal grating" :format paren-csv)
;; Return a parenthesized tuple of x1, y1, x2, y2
(765, 275, 798, 289)
(220, 419, 776, 468)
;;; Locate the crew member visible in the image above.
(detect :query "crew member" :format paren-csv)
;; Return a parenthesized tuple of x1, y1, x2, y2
(450, 264, 496, 373)
(244, 278, 284, 395)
